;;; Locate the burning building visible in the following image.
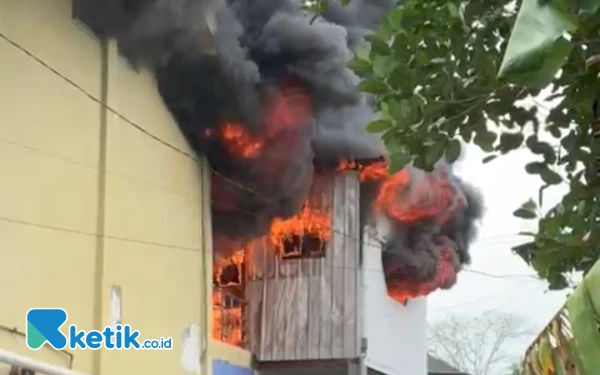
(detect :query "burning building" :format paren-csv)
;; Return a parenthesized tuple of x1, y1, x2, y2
(71, 0, 484, 373)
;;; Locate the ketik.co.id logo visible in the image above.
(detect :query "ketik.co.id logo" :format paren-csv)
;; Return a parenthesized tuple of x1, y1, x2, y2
(26, 308, 172, 350)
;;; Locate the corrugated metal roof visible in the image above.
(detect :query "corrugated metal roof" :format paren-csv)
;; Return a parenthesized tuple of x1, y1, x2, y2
(427, 354, 467, 374)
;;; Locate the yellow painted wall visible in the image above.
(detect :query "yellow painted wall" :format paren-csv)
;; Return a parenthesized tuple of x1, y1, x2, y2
(0, 0, 220, 374)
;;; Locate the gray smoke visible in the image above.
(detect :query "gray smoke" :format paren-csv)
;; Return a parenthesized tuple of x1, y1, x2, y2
(371, 166, 484, 295)
(86, 0, 483, 295)
(98, 0, 394, 240)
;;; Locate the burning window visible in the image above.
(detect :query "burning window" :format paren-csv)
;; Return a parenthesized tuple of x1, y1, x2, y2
(212, 288, 245, 347)
(270, 179, 333, 260)
(279, 231, 327, 259)
(213, 248, 246, 348)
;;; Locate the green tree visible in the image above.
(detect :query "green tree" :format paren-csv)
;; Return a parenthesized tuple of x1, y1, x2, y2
(349, 0, 600, 290)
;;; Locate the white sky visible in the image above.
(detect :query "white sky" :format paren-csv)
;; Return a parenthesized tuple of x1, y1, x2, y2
(426, 143, 572, 368)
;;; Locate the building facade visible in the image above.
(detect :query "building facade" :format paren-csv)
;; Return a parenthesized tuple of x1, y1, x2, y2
(0, 1, 253, 374)
(362, 227, 428, 375)
(0, 2, 427, 375)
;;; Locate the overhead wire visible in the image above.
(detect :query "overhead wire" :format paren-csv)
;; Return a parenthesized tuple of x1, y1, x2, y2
(2, 29, 545, 284)
(214, 195, 540, 279)
(428, 282, 544, 314)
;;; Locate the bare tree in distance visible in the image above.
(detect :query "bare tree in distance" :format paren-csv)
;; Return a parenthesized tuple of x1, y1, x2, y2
(428, 311, 534, 375)
(505, 363, 521, 375)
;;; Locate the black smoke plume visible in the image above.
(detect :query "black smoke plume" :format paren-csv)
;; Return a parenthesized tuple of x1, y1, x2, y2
(86, 0, 483, 294)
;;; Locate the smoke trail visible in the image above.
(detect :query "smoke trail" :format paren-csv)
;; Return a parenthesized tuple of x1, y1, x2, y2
(86, 0, 484, 296)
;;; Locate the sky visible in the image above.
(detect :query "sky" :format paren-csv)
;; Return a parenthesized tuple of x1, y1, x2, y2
(426, 142, 573, 369)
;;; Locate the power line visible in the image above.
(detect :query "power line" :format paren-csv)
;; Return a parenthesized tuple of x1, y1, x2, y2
(463, 269, 540, 280)
(214, 197, 541, 280)
(3, 30, 547, 285)
(428, 283, 542, 313)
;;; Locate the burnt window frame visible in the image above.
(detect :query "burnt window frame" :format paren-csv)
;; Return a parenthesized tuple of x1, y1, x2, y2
(279, 233, 327, 260)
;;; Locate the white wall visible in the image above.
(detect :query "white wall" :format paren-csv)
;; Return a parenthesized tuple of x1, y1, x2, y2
(362, 227, 427, 375)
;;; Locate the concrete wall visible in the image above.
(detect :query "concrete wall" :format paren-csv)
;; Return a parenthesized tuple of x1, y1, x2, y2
(362, 227, 428, 375)
(0, 1, 213, 374)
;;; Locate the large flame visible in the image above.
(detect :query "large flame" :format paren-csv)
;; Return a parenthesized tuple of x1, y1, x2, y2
(211, 80, 318, 347)
(212, 199, 332, 347)
(337, 160, 388, 182)
(220, 123, 263, 158)
(212, 247, 245, 346)
(270, 202, 331, 256)
(385, 245, 457, 303)
(212, 289, 244, 346)
(375, 165, 467, 225)
(211, 80, 469, 346)
(339, 159, 467, 304)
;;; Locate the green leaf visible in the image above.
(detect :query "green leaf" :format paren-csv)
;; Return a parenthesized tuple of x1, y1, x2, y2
(302, 0, 329, 12)
(526, 137, 558, 163)
(514, 198, 539, 219)
(372, 55, 396, 77)
(445, 139, 462, 163)
(446, 2, 460, 19)
(358, 78, 388, 94)
(540, 167, 563, 185)
(497, 0, 578, 87)
(425, 141, 446, 169)
(474, 129, 497, 152)
(522, 198, 538, 211)
(460, 126, 475, 144)
(482, 154, 498, 164)
(538, 336, 554, 374)
(525, 161, 545, 174)
(340, 0, 351, 5)
(566, 266, 600, 374)
(366, 119, 393, 133)
(413, 154, 432, 171)
(355, 45, 370, 61)
(387, 7, 403, 29)
(499, 132, 525, 153)
(366, 34, 391, 56)
(387, 99, 406, 122)
(388, 152, 412, 174)
(388, 64, 413, 93)
(347, 57, 372, 74)
(514, 208, 538, 219)
(577, 0, 600, 14)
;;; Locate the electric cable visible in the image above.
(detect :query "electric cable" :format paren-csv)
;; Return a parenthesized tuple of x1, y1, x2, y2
(1, 30, 546, 283)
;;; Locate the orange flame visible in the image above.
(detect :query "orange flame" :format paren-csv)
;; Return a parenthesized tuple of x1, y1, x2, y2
(220, 123, 264, 158)
(212, 290, 243, 346)
(212, 80, 315, 347)
(339, 159, 466, 302)
(214, 249, 245, 285)
(270, 203, 331, 255)
(213, 78, 466, 322)
(386, 245, 457, 303)
(218, 79, 312, 161)
(212, 245, 246, 347)
(338, 160, 388, 181)
(375, 166, 466, 225)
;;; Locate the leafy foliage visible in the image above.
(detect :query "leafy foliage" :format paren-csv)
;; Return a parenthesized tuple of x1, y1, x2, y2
(348, 0, 600, 289)
(520, 261, 600, 375)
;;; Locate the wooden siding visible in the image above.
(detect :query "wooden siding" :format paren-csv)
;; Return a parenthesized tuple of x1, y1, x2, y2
(245, 172, 361, 361)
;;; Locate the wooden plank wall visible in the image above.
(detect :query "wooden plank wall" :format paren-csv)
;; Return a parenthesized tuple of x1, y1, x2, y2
(245, 172, 361, 362)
